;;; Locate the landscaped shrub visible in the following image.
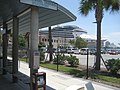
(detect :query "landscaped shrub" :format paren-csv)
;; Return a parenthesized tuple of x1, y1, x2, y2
(40, 52, 45, 61)
(53, 54, 79, 66)
(106, 58, 120, 75)
(67, 55, 79, 67)
(53, 54, 66, 65)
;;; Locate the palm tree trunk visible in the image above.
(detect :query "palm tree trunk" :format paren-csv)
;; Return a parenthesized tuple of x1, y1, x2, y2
(95, 22, 101, 70)
(95, 1, 103, 70)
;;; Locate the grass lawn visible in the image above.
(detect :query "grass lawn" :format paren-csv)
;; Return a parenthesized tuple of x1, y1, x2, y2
(40, 63, 120, 85)
(95, 75, 120, 84)
(40, 63, 86, 77)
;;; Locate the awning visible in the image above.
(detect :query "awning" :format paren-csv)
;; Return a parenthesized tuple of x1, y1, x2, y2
(0, 0, 76, 34)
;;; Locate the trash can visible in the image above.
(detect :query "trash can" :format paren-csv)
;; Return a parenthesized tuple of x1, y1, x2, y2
(33, 72, 46, 90)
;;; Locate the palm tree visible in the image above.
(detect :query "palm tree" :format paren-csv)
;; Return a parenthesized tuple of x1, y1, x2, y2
(79, 0, 120, 70)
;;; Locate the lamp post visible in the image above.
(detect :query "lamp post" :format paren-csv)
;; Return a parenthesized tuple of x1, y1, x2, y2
(56, 37, 59, 72)
(56, 49, 59, 72)
(86, 49, 89, 79)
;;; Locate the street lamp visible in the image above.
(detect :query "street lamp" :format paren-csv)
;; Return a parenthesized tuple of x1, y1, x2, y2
(93, 21, 97, 23)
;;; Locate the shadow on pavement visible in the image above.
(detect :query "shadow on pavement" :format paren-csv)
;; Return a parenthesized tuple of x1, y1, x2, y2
(0, 74, 22, 90)
(0, 71, 55, 90)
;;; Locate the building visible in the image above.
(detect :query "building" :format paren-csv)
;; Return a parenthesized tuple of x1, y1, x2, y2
(39, 25, 106, 49)
(39, 25, 87, 48)
(80, 34, 106, 49)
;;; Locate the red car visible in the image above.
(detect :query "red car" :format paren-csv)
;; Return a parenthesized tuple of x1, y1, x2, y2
(109, 51, 118, 55)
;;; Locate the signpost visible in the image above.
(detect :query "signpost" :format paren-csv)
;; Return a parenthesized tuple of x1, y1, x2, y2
(20, 0, 58, 10)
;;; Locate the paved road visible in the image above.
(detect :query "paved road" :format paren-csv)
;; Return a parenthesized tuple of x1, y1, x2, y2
(72, 54, 120, 68)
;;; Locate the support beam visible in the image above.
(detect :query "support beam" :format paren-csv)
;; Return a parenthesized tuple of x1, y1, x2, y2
(12, 16, 19, 83)
(30, 6, 39, 90)
(48, 27, 53, 62)
(2, 23, 8, 75)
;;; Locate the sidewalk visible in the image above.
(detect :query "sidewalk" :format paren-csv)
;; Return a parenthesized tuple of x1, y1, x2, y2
(18, 61, 120, 90)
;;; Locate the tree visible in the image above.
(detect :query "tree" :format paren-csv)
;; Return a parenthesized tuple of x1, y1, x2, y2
(69, 37, 87, 49)
(79, 0, 120, 70)
(38, 42, 45, 49)
(18, 34, 26, 48)
(69, 39, 75, 46)
(75, 37, 87, 49)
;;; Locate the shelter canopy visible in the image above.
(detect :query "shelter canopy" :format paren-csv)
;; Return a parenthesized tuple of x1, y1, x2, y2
(0, 0, 76, 33)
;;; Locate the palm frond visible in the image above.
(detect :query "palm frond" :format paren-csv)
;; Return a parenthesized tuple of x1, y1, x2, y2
(103, 0, 120, 11)
(111, 0, 120, 11)
(79, 0, 95, 16)
(103, 0, 112, 10)
(79, 0, 120, 16)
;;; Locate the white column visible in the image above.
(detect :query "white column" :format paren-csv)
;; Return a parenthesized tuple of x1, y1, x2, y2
(30, 6, 39, 90)
(29, 6, 39, 68)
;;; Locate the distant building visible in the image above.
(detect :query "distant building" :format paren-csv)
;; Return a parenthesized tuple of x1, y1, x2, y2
(104, 41, 120, 51)
(39, 25, 106, 49)
(39, 25, 87, 48)
(105, 41, 111, 47)
(80, 34, 106, 49)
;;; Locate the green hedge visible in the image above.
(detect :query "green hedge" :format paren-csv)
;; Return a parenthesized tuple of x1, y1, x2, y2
(106, 58, 120, 75)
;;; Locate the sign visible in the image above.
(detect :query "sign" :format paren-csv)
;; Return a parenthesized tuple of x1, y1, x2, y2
(20, 0, 58, 10)
(33, 50, 40, 69)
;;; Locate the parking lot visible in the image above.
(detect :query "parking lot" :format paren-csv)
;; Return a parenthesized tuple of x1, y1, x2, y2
(45, 53, 120, 69)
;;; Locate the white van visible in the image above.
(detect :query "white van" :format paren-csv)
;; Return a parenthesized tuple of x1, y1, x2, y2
(80, 48, 89, 55)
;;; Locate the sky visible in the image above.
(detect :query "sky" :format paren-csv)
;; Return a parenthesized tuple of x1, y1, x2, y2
(52, 0, 120, 46)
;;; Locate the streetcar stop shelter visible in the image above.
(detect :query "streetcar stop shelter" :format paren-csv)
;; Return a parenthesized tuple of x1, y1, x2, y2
(0, 0, 76, 89)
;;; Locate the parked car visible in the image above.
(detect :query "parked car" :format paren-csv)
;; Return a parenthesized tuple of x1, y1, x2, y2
(117, 50, 120, 54)
(46, 48, 57, 53)
(80, 48, 89, 55)
(59, 48, 67, 53)
(72, 48, 80, 54)
(109, 50, 118, 55)
(67, 48, 73, 54)
(39, 47, 47, 53)
(89, 49, 96, 55)
(67, 48, 80, 54)
(101, 50, 106, 54)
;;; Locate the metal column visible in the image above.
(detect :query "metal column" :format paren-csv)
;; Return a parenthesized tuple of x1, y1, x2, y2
(48, 27, 53, 62)
(12, 16, 19, 83)
(2, 23, 8, 75)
